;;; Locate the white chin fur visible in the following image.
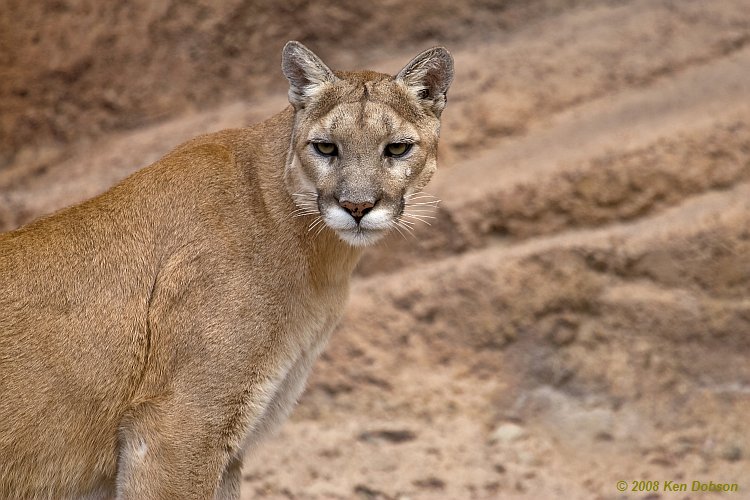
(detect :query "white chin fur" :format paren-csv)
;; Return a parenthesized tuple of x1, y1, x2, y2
(336, 228, 387, 247)
(323, 205, 391, 247)
(323, 206, 358, 231)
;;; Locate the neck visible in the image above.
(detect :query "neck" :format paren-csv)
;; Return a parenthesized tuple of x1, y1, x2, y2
(308, 228, 363, 290)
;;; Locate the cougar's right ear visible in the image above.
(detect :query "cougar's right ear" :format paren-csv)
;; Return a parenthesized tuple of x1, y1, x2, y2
(282, 41, 337, 109)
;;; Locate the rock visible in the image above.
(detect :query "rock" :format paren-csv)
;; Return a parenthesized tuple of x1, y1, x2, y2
(490, 423, 526, 444)
(721, 444, 742, 462)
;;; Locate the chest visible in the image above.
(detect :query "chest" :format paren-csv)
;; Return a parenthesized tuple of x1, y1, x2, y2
(240, 300, 342, 450)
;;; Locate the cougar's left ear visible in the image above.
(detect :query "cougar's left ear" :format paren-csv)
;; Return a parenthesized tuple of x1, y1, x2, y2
(396, 47, 454, 117)
(281, 41, 337, 109)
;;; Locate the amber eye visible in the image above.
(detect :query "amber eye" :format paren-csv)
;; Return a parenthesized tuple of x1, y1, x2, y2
(385, 143, 412, 157)
(313, 142, 338, 156)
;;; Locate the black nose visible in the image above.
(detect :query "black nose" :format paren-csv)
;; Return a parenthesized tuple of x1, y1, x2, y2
(339, 200, 375, 223)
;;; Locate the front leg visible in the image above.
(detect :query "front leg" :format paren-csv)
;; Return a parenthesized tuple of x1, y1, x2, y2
(116, 399, 230, 500)
(116, 376, 280, 500)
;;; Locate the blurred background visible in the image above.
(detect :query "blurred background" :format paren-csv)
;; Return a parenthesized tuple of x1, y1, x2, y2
(2, 1, 749, 498)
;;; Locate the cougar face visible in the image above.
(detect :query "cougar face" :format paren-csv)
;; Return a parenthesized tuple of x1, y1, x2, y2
(282, 42, 454, 247)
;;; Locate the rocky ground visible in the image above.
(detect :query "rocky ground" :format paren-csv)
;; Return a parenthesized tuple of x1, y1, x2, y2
(2, 1, 749, 498)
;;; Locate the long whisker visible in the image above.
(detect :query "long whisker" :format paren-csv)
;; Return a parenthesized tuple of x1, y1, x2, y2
(403, 213, 436, 219)
(405, 220, 431, 227)
(405, 192, 440, 201)
(405, 201, 440, 207)
(289, 191, 321, 221)
(390, 221, 408, 241)
(291, 206, 318, 214)
(308, 217, 325, 232)
(404, 209, 439, 214)
(403, 213, 435, 226)
(395, 220, 416, 238)
(314, 221, 327, 238)
(291, 206, 317, 214)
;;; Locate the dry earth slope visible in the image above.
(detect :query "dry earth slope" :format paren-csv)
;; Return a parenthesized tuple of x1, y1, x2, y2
(1, 1, 749, 499)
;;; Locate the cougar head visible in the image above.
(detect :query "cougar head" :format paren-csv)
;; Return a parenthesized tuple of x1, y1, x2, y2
(281, 40, 454, 247)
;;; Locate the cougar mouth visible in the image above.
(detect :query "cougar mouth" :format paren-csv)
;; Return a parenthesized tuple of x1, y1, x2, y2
(295, 190, 436, 248)
(321, 197, 392, 247)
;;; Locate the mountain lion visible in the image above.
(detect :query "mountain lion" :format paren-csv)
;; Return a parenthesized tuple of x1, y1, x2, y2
(0, 41, 453, 499)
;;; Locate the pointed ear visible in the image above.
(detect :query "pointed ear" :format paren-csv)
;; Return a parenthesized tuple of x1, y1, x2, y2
(281, 41, 337, 109)
(396, 47, 454, 117)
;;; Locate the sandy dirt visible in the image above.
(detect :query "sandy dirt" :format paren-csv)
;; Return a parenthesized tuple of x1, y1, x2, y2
(1, 1, 749, 499)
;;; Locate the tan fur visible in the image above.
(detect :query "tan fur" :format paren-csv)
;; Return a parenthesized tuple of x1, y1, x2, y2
(0, 41, 453, 499)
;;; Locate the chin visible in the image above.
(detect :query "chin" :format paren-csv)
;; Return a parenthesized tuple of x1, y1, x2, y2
(335, 227, 388, 247)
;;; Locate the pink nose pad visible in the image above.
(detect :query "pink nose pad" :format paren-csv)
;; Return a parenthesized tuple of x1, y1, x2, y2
(339, 200, 375, 223)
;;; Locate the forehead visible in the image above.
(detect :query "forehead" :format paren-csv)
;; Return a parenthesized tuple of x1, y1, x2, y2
(304, 70, 426, 125)
(310, 101, 418, 140)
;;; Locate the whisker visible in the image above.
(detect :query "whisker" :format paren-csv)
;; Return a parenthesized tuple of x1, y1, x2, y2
(291, 206, 317, 214)
(404, 211, 437, 218)
(403, 217, 434, 226)
(290, 201, 320, 220)
(404, 209, 438, 214)
(308, 217, 325, 232)
(391, 222, 408, 241)
(314, 226, 326, 238)
(405, 201, 440, 206)
(407, 220, 431, 227)
(405, 192, 439, 200)
(402, 215, 433, 226)
(404, 209, 439, 214)
(396, 220, 416, 237)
